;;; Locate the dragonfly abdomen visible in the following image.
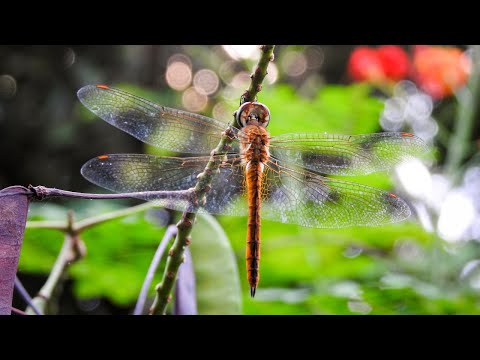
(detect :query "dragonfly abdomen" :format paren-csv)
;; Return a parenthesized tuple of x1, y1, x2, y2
(242, 125, 270, 298)
(246, 160, 263, 298)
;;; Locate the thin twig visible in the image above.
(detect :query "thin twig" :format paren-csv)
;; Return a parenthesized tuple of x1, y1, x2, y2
(445, 45, 480, 181)
(14, 276, 43, 315)
(28, 185, 192, 202)
(26, 211, 86, 314)
(75, 202, 158, 231)
(26, 220, 67, 231)
(241, 45, 275, 104)
(149, 45, 276, 315)
(133, 225, 177, 315)
(27, 202, 159, 232)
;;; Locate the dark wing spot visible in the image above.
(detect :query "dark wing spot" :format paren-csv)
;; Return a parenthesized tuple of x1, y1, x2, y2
(326, 189, 341, 203)
(384, 192, 411, 218)
(302, 152, 351, 169)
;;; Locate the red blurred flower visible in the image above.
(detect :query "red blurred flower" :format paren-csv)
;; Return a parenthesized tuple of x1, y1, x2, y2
(413, 46, 471, 99)
(348, 47, 385, 82)
(377, 45, 410, 81)
(348, 45, 410, 83)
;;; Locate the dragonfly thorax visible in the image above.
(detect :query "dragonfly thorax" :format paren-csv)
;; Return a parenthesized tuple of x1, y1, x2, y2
(241, 125, 270, 166)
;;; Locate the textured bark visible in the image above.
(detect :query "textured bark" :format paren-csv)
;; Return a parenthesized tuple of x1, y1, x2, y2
(0, 186, 30, 315)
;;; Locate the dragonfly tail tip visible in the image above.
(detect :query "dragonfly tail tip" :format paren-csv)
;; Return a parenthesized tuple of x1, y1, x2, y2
(250, 286, 256, 298)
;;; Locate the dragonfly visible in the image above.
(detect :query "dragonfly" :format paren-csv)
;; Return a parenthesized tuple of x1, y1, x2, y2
(78, 84, 427, 297)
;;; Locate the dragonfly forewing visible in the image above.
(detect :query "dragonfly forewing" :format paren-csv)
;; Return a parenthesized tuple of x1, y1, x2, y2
(77, 85, 238, 154)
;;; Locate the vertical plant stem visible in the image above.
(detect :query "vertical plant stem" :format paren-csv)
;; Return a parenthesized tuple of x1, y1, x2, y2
(241, 45, 275, 104)
(444, 45, 480, 180)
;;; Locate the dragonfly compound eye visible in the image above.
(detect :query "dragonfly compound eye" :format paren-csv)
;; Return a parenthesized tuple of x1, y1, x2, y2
(236, 102, 271, 128)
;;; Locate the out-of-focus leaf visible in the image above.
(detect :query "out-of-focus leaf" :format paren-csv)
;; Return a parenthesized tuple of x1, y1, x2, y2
(189, 213, 242, 314)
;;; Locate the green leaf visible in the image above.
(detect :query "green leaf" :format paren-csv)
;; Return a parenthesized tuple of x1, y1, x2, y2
(189, 213, 242, 314)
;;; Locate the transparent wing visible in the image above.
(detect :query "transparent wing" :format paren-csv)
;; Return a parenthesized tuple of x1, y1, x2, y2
(260, 159, 411, 228)
(77, 85, 240, 154)
(269, 132, 427, 176)
(81, 154, 246, 215)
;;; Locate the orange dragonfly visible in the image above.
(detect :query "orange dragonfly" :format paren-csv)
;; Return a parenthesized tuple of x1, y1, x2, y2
(78, 84, 427, 297)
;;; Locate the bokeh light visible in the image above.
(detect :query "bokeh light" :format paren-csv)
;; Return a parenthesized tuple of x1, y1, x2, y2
(281, 51, 308, 77)
(212, 102, 232, 121)
(0, 74, 17, 99)
(464, 166, 480, 197)
(166, 54, 192, 91)
(380, 80, 438, 141)
(167, 53, 192, 67)
(438, 190, 476, 243)
(305, 46, 325, 70)
(266, 63, 279, 84)
(413, 201, 435, 233)
(393, 80, 419, 98)
(381, 97, 407, 130)
(348, 300, 372, 314)
(230, 71, 251, 89)
(429, 174, 451, 211)
(222, 45, 259, 60)
(218, 60, 236, 84)
(395, 159, 432, 200)
(193, 69, 219, 95)
(63, 47, 76, 69)
(182, 87, 208, 112)
(221, 86, 241, 100)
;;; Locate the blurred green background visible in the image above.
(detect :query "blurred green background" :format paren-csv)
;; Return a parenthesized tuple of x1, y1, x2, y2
(2, 45, 480, 314)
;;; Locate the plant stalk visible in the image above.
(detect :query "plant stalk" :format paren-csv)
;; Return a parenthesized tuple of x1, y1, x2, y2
(150, 45, 276, 315)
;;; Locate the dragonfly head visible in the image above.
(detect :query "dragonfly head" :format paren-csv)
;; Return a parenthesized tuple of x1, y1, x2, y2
(236, 102, 270, 128)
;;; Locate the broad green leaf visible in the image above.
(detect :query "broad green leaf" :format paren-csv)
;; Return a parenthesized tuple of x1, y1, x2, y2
(190, 213, 242, 314)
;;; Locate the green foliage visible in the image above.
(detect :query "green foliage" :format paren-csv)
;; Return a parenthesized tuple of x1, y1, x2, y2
(21, 203, 242, 312)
